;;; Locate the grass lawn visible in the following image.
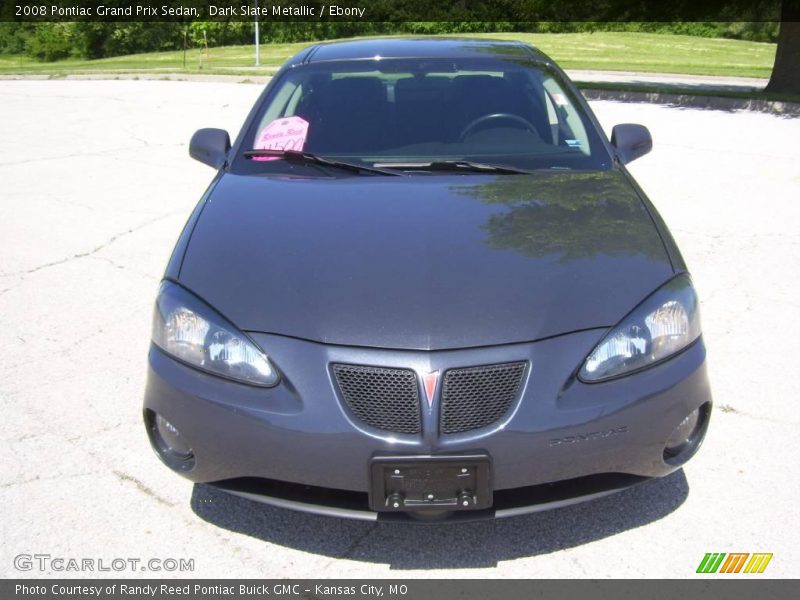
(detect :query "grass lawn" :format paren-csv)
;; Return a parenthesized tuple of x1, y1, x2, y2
(0, 32, 776, 79)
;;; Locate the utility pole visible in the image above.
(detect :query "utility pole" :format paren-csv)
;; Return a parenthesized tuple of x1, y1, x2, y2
(254, 0, 260, 67)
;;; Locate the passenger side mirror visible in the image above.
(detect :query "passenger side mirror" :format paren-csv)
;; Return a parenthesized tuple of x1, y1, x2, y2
(610, 124, 652, 164)
(189, 128, 231, 169)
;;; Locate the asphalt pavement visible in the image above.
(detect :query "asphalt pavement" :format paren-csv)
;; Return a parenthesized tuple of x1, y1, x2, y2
(1, 80, 798, 578)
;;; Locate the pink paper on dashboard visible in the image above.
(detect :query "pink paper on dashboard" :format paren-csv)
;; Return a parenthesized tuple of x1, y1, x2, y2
(252, 116, 310, 161)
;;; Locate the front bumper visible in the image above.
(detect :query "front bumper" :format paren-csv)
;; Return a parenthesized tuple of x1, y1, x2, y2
(143, 328, 712, 519)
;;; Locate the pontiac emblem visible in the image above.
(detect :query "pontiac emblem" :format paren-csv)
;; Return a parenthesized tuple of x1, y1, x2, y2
(422, 371, 439, 409)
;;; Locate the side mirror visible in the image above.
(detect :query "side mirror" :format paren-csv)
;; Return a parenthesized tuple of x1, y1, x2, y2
(189, 128, 231, 169)
(610, 124, 652, 164)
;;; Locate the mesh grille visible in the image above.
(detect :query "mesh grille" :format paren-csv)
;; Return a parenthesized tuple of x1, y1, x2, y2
(332, 364, 421, 434)
(440, 362, 527, 434)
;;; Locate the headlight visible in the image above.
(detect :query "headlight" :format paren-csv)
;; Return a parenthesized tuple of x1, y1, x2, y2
(152, 281, 279, 386)
(580, 274, 701, 382)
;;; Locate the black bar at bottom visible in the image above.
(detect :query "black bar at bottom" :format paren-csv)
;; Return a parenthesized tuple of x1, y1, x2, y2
(2, 579, 793, 600)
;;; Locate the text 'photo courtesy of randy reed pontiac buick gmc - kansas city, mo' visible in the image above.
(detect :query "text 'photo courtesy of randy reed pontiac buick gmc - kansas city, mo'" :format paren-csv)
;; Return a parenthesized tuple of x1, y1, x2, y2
(143, 38, 712, 522)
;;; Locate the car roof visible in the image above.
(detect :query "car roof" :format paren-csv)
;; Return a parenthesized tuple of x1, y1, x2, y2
(286, 38, 550, 66)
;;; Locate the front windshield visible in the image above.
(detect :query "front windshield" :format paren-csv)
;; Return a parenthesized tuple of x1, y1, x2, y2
(231, 57, 612, 175)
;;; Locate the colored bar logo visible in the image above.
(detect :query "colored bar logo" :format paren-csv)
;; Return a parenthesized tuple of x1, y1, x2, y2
(697, 553, 773, 574)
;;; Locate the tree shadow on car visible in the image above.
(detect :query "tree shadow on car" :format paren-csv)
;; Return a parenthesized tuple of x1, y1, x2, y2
(190, 469, 688, 569)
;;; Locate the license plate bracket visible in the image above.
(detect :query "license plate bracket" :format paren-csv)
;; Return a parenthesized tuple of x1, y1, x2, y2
(369, 454, 492, 512)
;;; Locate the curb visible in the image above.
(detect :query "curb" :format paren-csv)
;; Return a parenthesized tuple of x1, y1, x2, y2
(2, 72, 798, 117)
(579, 87, 800, 117)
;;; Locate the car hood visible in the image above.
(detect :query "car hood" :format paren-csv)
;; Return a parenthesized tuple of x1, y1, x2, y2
(179, 170, 673, 350)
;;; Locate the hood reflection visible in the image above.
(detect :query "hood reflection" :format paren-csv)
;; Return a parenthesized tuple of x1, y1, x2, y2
(451, 171, 666, 261)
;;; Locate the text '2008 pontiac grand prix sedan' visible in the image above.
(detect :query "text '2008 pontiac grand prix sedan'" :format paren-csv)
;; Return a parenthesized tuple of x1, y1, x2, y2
(143, 38, 712, 521)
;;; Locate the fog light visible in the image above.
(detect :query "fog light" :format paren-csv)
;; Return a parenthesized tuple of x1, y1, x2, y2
(154, 414, 193, 460)
(665, 408, 700, 455)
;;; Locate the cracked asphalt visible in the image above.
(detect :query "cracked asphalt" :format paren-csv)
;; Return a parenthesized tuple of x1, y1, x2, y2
(1, 80, 799, 578)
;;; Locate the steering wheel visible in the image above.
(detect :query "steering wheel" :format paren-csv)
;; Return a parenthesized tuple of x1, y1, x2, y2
(459, 113, 538, 142)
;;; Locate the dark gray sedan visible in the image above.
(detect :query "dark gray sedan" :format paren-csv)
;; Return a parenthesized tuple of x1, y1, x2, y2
(143, 38, 712, 521)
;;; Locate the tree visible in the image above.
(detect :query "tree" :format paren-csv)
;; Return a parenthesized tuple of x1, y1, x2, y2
(766, 1, 800, 94)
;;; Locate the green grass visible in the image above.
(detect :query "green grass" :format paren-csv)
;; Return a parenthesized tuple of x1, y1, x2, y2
(473, 32, 775, 78)
(0, 42, 299, 75)
(0, 32, 776, 79)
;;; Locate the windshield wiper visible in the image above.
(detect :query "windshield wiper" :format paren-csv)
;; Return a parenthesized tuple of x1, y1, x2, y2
(373, 160, 533, 175)
(243, 149, 402, 176)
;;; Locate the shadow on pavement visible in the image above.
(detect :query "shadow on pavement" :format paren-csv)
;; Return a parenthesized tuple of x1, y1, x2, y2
(190, 470, 688, 569)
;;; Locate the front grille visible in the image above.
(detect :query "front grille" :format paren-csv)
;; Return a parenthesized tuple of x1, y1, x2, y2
(440, 362, 527, 434)
(332, 364, 421, 434)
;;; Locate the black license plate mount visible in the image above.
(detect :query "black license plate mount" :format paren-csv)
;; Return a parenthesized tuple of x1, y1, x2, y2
(369, 454, 492, 512)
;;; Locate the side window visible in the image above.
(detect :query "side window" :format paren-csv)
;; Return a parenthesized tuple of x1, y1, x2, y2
(283, 84, 304, 117)
(253, 80, 300, 144)
(542, 77, 590, 156)
(541, 89, 559, 145)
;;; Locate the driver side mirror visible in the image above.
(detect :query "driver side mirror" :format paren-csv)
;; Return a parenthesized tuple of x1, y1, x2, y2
(611, 124, 652, 164)
(189, 128, 231, 169)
